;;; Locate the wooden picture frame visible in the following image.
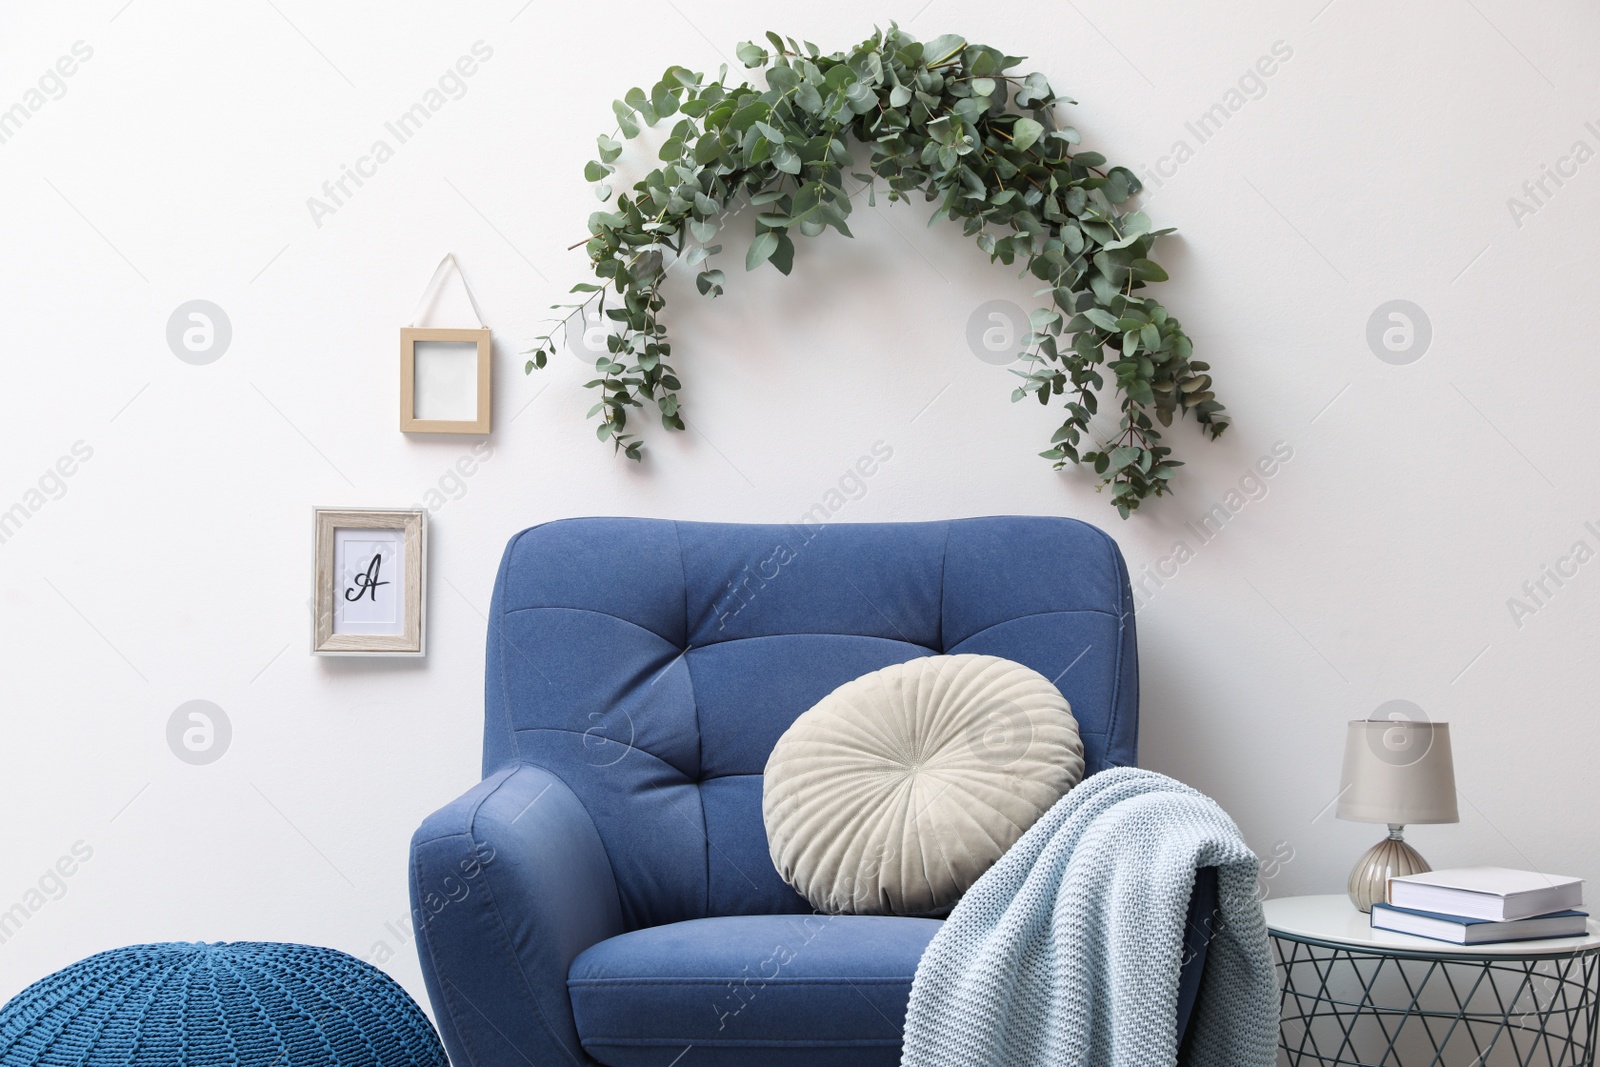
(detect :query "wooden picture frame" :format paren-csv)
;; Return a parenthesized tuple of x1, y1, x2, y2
(312, 508, 426, 656)
(400, 326, 491, 434)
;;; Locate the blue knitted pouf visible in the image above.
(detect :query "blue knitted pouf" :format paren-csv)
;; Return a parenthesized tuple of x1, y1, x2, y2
(0, 942, 449, 1066)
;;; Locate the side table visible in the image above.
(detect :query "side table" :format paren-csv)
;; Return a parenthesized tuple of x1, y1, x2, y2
(1264, 894, 1600, 1067)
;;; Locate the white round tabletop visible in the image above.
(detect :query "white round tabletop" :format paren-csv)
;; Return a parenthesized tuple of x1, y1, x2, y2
(1263, 894, 1600, 957)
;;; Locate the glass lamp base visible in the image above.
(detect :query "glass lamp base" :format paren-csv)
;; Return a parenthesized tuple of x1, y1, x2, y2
(1348, 825, 1430, 913)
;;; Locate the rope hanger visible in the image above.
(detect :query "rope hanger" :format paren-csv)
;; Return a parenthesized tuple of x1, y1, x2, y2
(408, 253, 488, 329)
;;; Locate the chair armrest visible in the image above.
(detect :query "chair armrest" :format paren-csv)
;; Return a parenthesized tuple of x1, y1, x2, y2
(410, 763, 623, 1067)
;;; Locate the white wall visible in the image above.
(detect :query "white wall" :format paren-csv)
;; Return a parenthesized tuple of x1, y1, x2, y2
(3, 0, 1596, 1010)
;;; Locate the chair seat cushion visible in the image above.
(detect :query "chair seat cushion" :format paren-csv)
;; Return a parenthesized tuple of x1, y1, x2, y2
(568, 914, 942, 1067)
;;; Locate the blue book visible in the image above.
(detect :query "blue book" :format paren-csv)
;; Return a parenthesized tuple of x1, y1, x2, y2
(1371, 902, 1589, 945)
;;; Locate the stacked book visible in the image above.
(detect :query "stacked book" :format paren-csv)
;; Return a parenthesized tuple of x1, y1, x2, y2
(1371, 867, 1588, 945)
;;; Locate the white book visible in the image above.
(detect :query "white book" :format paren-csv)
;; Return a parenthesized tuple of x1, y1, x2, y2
(1389, 866, 1584, 921)
(1371, 903, 1590, 945)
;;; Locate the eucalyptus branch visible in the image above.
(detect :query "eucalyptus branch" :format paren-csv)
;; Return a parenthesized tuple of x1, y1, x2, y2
(524, 24, 1228, 517)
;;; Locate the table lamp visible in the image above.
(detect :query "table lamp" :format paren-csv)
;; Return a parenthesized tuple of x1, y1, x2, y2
(1337, 718, 1459, 912)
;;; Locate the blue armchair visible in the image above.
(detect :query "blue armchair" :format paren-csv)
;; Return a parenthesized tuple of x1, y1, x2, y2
(410, 517, 1217, 1067)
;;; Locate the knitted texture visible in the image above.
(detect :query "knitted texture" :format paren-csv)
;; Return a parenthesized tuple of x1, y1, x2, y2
(900, 768, 1279, 1067)
(0, 942, 449, 1067)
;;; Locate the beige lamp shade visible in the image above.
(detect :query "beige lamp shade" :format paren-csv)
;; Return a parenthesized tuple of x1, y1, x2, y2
(1336, 719, 1459, 824)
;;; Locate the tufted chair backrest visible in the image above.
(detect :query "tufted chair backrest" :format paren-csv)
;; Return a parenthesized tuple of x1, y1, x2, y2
(483, 517, 1139, 931)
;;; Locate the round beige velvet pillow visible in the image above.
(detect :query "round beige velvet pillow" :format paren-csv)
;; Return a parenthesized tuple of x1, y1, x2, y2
(762, 654, 1084, 916)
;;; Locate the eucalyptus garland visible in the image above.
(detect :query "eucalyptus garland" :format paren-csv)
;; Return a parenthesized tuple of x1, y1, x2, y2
(526, 25, 1227, 516)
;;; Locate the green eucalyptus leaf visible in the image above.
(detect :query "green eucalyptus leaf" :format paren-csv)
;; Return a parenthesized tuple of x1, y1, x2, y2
(1011, 117, 1043, 152)
(1014, 71, 1052, 106)
(612, 100, 640, 138)
(766, 65, 800, 92)
(924, 34, 966, 67)
(1082, 308, 1120, 331)
(746, 230, 779, 270)
(693, 134, 723, 164)
(624, 86, 657, 125)
(770, 233, 796, 275)
(1132, 258, 1168, 282)
(1105, 171, 1131, 203)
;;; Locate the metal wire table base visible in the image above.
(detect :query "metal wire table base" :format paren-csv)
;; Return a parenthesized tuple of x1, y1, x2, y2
(1271, 932, 1600, 1066)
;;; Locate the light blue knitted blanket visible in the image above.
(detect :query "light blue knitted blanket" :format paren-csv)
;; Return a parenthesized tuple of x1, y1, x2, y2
(900, 768, 1279, 1067)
